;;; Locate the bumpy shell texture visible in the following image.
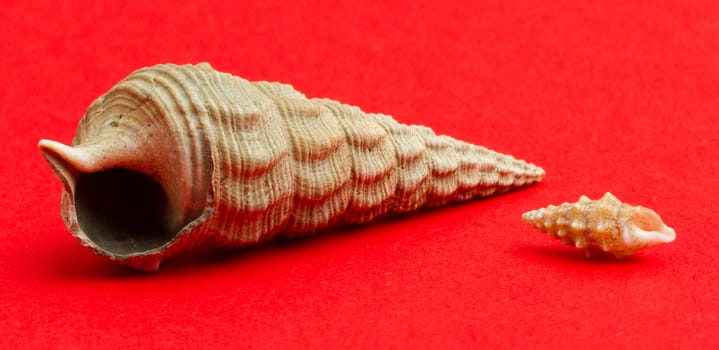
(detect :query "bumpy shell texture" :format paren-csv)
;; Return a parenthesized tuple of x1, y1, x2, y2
(39, 63, 545, 271)
(522, 193, 675, 258)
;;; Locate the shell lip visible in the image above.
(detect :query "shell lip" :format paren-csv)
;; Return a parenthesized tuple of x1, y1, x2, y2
(60, 228, 165, 271)
(72, 229, 174, 272)
(623, 223, 676, 246)
(623, 206, 676, 247)
(75, 207, 213, 272)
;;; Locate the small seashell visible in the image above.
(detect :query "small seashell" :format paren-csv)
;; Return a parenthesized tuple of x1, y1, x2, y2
(521, 192, 676, 258)
(38, 63, 545, 271)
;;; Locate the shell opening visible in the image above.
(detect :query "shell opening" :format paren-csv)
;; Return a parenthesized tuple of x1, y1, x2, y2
(622, 207, 676, 247)
(74, 168, 177, 255)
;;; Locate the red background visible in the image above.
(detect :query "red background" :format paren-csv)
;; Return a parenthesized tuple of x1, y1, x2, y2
(2, 0, 718, 348)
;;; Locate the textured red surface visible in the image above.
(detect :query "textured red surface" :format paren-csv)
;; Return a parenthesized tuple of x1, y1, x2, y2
(2, 0, 718, 348)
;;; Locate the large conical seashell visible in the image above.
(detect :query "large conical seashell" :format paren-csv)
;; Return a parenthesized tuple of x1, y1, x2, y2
(521, 193, 675, 258)
(38, 63, 545, 271)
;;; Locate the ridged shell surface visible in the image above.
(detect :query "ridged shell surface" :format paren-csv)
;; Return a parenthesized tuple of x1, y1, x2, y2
(39, 63, 545, 271)
(521, 193, 675, 258)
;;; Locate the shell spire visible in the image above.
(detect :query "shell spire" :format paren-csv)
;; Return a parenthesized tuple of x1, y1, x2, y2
(521, 193, 676, 258)
(39, 63, 545, 271)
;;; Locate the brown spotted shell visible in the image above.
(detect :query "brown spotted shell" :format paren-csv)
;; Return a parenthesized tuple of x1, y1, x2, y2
(522, 193, 675, 258)
(39, 63, 545, 271)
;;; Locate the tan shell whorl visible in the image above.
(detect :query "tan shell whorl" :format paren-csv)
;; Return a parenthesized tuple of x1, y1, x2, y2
(521, 193, 675, 258)
(39, 63, 545, 271)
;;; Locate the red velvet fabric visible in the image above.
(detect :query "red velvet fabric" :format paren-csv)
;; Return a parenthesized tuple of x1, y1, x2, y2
(2, 0, 718, 348)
